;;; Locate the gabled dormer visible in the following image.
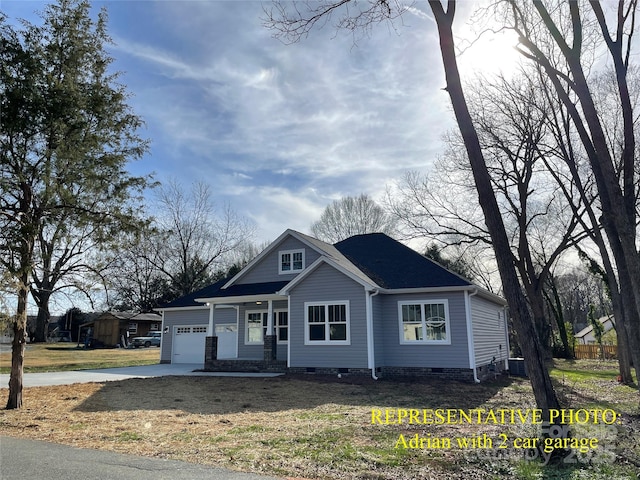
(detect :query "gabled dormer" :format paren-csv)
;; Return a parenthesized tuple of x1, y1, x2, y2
(278, 248, 305, 275)
(223, 229, 336, 287)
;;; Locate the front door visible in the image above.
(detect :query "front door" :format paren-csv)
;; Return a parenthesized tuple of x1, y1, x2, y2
(215, 324, 238, 359)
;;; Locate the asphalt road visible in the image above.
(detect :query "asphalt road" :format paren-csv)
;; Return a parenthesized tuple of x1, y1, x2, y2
(0, 436, 280, 480)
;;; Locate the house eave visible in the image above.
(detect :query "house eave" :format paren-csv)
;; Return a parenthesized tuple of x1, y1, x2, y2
(155, 304, 236, 313)
(377, 285, 507, 305)
(195, 294, 287, 305)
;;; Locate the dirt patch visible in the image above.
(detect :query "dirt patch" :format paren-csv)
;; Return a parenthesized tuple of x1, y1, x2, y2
(1, 374, 639, 479)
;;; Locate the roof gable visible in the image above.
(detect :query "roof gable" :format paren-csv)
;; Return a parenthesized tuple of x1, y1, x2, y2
(222, 229, 337, 288)
(334, 233, 472, 289)
(223, 229, 324, 288)
(280, 256, 378, 294)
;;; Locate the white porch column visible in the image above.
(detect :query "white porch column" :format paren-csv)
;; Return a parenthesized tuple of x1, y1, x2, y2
(208, 303, 215, 335)
(266, 300, 274, 335)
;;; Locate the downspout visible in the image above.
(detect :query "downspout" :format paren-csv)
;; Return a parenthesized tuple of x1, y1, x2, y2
(366, 289, 380, 380)
(464, 289, 480, 383)
(503, 306, 510, 371)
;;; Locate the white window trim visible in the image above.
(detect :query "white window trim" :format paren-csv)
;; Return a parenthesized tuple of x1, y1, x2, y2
(245, 310, 267, 345)
(398, 299, 451, 345)
(279, 249, 305, 274)
(304, 301, 351, 345)
(245, 309, 289, 345)
(274, 309, 289, 344)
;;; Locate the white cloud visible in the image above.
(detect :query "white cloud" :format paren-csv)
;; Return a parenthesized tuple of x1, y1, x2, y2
(103, 1, 458, 243)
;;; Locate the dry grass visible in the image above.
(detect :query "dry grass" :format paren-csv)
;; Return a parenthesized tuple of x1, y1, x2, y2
(0, 344, 160, 373)
(1, 363, 639, 480)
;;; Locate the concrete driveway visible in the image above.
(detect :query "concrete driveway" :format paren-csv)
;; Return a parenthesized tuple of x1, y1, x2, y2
(0, 363, 282, 388)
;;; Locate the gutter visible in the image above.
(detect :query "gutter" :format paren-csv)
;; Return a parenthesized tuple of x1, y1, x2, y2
(366, 289, 380, 380)
(376, 285, 506, 306)
(464, 288, 481, 383)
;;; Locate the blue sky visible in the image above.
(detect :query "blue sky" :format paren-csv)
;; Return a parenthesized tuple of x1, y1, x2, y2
(3, 0, 518, 244)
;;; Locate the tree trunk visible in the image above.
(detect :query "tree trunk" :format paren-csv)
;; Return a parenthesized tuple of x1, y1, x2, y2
(615, 315, 633, 384)
(32, 292, 51, 343)
(543, 276, 572, 359)
(429, 0, 560, 415)
(6, 273, 28, 410)
(618, 274, 640, 383)
(530, 289, 553, 361)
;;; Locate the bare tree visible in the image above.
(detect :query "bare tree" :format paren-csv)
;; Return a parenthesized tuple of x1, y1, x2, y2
(149, 180, 255, 299)
(389, 70, 590, 360)
(386, 171, 499, 292)
(103, 229, 173, 312)
(499, 0, 640, 383)
(310, 194, 397, 243)
(266, 0, 561, 414)
(530, 61, 638, 382)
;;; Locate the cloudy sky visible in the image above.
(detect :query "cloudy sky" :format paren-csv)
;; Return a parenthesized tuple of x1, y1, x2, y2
(3, 0, 519, 244)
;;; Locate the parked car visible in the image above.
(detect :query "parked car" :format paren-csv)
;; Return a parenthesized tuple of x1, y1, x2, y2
(130, 331, 162, 348)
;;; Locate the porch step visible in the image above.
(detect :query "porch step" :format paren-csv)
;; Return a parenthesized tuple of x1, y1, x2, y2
(204, 359, 287, 373)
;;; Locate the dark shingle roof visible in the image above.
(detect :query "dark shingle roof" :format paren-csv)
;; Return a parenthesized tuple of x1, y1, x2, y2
(159, 279, 289, 308)
(159, 278, 229, 309)
(161, 232, 473, 309)
(334, 233, 471, 289)
(202, 281, 289, 299)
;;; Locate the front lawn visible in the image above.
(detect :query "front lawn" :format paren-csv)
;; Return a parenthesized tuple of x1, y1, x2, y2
(0, 343, 160, 374)
(1, 359, 638, 479)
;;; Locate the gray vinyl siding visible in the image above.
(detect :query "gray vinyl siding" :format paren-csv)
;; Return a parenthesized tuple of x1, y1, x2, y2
(237, 237, 322, 285)
(288, 263, 368, 368)
(161, 308, 209, 363)
(237, 300, 289, 361)
(212, 307, 237, 327)
(471, 295, 508, 366)
(372, 294, 385, 366)
(378, 292, 470, 368)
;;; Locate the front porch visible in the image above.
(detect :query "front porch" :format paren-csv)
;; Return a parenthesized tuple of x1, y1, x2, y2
(196, 282, 290, 367)
(203, 333, 287, 373)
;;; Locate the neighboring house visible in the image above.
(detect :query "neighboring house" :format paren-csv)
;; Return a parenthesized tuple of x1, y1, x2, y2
(80, 311, 162, 347)
(575, 315, 615, 345)
(157, 230, 509, 382)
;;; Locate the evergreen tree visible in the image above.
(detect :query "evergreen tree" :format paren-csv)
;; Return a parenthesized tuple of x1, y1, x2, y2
(0, 0, 150, 409)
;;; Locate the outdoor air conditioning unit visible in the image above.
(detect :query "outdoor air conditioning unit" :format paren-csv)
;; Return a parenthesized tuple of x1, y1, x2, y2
(508, 358, 528, 377)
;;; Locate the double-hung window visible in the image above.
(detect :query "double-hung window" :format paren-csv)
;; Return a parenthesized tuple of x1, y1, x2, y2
(279, 249, 305, 274)
(245, 311, 268, 345)
(275, 310, 288, 343)
(246, 310, 289, 344)
(398, 300, 450, 344)
(305, 301, 350, 345)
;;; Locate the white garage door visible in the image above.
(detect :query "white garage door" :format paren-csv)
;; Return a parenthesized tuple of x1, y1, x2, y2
(172, 325, 208, 364)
